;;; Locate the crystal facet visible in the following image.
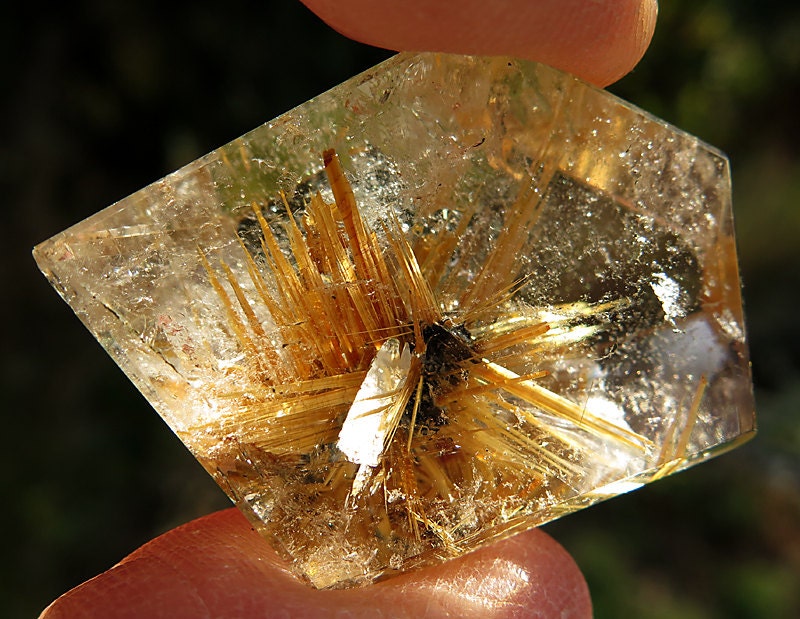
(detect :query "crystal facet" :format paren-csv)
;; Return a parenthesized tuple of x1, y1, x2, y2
(34, 53, 755, 588)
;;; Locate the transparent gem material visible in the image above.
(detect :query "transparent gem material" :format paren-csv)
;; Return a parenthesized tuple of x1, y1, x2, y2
(34, 53, 755, 588)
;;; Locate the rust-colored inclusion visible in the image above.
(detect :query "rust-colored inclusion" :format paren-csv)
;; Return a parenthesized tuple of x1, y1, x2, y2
(197, 149, 651, 587)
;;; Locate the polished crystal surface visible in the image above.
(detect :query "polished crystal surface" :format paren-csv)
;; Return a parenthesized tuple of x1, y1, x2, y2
(34, 53, 755, 588)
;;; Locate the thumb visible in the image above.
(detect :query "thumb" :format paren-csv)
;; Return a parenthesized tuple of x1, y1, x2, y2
(40, 508, 591, 618)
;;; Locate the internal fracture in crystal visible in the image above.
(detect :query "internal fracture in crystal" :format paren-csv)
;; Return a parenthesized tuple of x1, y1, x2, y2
(34, 53, 755, 589)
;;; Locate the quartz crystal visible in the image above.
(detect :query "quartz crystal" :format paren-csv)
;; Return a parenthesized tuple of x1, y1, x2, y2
(34, 53, 755, 588)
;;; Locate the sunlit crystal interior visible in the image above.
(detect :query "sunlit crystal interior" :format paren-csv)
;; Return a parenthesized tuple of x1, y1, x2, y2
(34, 53, 755, 588)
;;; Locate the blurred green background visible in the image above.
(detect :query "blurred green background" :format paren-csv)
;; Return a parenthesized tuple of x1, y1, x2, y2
(2, 1, 798, 617)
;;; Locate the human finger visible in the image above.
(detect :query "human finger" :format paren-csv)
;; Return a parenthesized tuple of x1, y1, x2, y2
(40, 508, 591, 618)
(300, 0, 657, 86)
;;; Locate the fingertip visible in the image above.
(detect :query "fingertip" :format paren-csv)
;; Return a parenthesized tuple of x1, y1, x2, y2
(301, 0, 658, 86)
(582, 0, 658, 86)
(535, 0, 658, 86)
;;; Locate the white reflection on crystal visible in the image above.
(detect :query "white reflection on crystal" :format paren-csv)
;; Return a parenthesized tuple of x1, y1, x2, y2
(583, 394, 647, 483)
(589, 478, 645, 497)
(338, 338, 412, 467)
(584, 395, 628, 427)
(650, 272, 687, 323)
(661, 316, 728, 379)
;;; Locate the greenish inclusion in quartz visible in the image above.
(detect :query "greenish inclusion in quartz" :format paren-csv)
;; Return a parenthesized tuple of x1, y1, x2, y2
(34, 53, 755, 589)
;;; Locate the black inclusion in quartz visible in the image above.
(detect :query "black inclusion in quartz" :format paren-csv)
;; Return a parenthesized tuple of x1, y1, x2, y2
(405, 322, 475, 432)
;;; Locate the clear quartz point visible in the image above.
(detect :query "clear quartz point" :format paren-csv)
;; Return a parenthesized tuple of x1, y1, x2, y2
(34, 53, 755, 588)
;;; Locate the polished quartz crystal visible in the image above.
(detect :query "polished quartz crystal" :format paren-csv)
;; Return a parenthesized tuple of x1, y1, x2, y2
(34, 53, 755, 588)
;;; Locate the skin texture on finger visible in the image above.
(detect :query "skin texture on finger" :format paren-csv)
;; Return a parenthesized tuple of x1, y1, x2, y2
(300, 0, 657, 86)
(40, 508, 591, 619)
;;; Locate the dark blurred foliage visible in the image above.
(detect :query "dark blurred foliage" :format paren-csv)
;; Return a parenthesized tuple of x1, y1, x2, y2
(1, 1, 797, 617)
